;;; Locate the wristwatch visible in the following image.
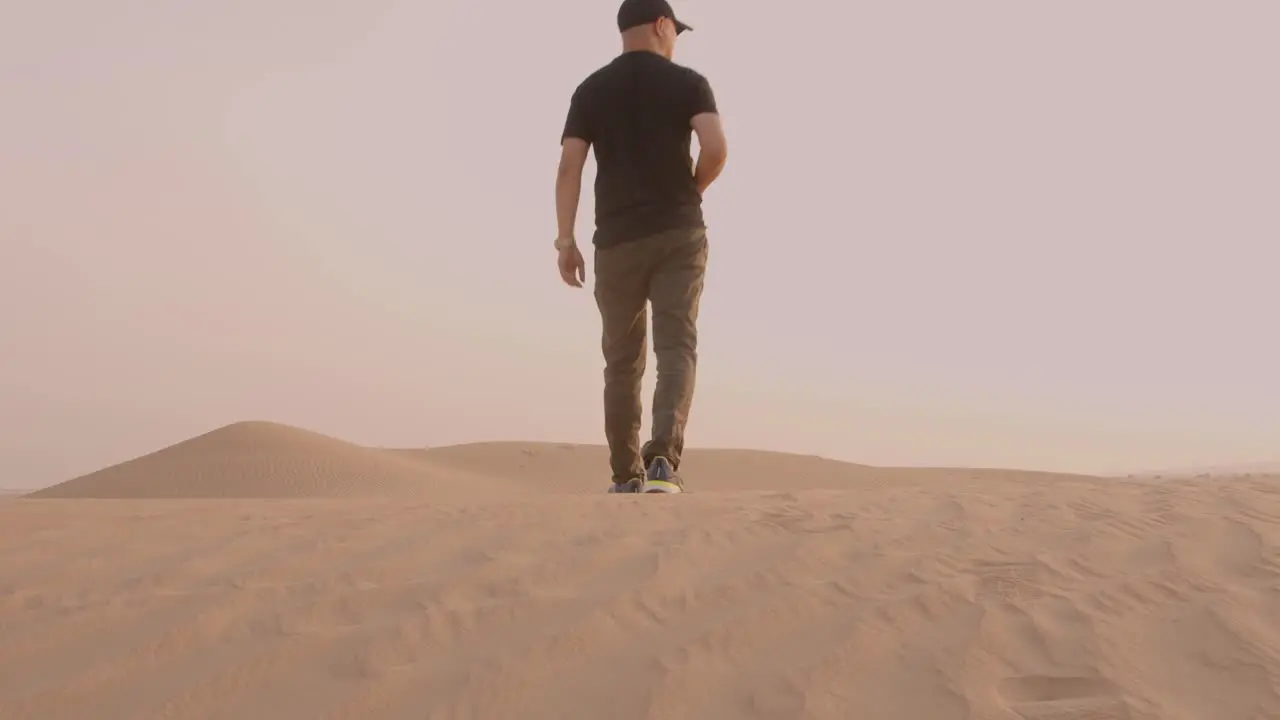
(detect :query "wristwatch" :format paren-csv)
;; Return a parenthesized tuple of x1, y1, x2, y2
(554, 236, 576, 251)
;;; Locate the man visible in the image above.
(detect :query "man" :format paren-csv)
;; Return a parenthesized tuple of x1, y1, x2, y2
(553, 0, 728, 494)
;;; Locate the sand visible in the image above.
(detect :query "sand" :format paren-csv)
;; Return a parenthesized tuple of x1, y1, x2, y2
(3, 422, 1279, 719)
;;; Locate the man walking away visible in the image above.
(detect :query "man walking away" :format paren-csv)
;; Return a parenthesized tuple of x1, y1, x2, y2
(553, 0, 728, 494)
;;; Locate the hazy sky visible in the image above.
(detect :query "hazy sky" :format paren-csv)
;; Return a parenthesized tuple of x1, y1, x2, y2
(2, 0, 1277, 487)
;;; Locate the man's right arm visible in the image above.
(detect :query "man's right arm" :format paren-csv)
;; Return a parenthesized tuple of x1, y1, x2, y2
(557, 84, 593, 246)
(689, 74, 727, 195)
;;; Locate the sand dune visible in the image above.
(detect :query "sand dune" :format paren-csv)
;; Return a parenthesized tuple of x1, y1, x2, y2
(4, 422, 1280, 719)
(27, 421, 1103, 500)
(25, 422, 516, 500)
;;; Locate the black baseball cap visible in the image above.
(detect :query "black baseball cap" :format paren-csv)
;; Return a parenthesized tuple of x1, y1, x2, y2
(617, 0, 692, 34)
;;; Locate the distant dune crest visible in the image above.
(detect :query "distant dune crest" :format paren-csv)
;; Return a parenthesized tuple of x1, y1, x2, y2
(1137, 461, 1280, 478)
(27, 421, 447, 499)
(26, 421, 1111, 500)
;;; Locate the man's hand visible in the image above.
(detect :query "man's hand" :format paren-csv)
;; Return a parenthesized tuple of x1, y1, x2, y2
(558, 244, 586, 288)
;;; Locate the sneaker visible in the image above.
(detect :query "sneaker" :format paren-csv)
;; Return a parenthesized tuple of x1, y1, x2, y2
(607, 477, 643, 494)
(640, 456, 683, 494)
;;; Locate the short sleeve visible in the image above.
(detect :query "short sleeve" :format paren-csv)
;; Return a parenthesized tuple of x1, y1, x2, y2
(561, 85, 593, 143)
(687, 72, 718, 117)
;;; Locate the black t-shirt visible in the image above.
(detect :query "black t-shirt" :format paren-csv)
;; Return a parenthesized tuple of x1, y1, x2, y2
(561, 50, 718, 248)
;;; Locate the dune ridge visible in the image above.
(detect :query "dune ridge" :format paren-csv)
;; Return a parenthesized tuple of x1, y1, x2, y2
(4, 422, 1279, 719)
(26, 421, 1105, 500)
(25, 422, 498, 500)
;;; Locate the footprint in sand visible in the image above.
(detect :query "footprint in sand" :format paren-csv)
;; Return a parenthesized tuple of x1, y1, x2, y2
(997, 675, 1130, 719)
(973, 561, 1047, 603)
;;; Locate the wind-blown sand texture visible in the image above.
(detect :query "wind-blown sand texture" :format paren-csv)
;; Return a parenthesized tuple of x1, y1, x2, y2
(3, 422, 1279, 719)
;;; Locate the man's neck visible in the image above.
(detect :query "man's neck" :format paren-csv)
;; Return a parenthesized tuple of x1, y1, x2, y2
(620, 39, 665, 57)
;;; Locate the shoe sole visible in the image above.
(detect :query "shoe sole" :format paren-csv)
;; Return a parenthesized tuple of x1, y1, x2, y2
(641, 480, 683, 494)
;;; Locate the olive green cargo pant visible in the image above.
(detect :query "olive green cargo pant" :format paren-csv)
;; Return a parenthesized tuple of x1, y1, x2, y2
(593, 226, 709, 482)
